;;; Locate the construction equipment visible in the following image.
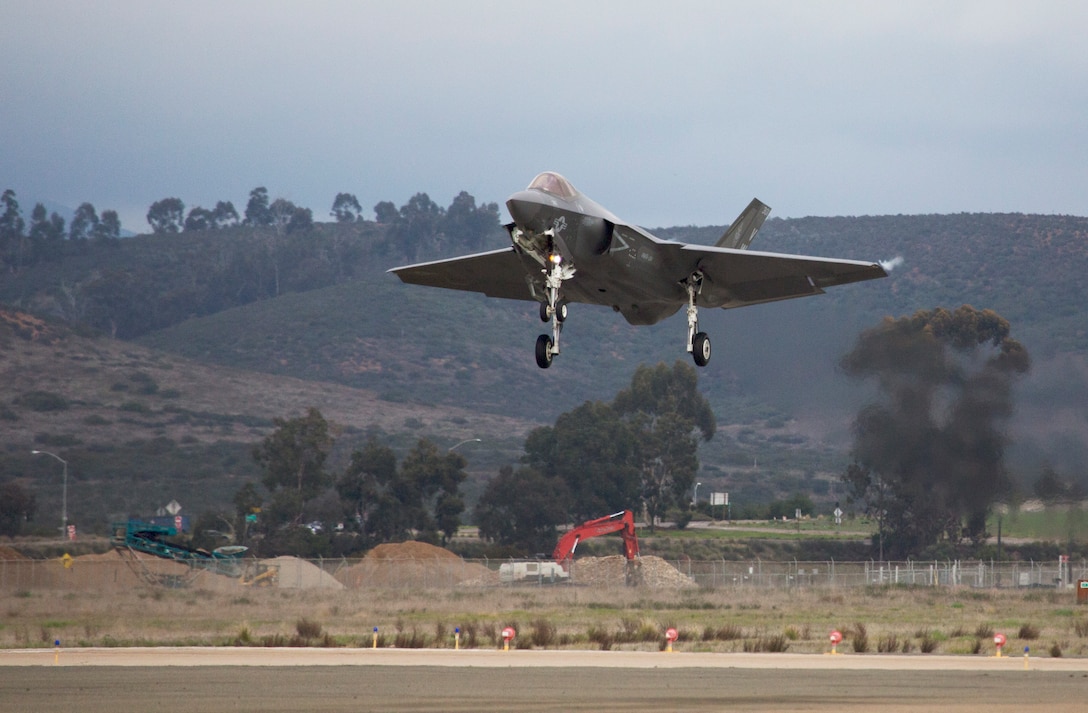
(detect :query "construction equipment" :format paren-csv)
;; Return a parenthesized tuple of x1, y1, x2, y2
(110, 520, 247, 587)
(499, 510, 642, 585)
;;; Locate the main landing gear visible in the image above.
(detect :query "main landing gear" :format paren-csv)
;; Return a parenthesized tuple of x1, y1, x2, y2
(685, 272, 711, 367)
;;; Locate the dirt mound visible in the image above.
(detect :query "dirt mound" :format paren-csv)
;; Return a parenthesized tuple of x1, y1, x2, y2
(364, 541, 460, 560)
(0, 545, 28, 560)
(261, 556, 343, 590)
(336, 541, 490, 588)
(571, 555, 694, 588)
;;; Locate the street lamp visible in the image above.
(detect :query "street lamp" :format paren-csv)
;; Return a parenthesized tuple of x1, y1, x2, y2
(31, 450, 67, 539)
(448, 438, 481, 452)
(693, 481, 702, 506)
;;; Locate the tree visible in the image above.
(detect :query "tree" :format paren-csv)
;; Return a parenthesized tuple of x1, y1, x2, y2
(841, 306, 1030, 557)
(393, 192, 444, 259)
(147, 197, 185, 233)
(184, 206, 215, 232)
(444, 191, 500, 251)
(398, 439, 467, 543)
(331, 193, 363, 223)
(69, 202, 99, 241)
(0, 481, 36, 537)
(475, 465, 570, 554)
(252, 407, 333, 526)
(93, 210, 122, 243)
(244, 187, 272, 226)
(337, 437, 468, 545)
(337, 438, 406, 541)
(0, 189, 26, 268)
(613, 361, 715, 530)
(373, 200, 397, 224)
(523, 401, 641, 522)
(212, 200, 240, 228)
(28, 203, 65, 263)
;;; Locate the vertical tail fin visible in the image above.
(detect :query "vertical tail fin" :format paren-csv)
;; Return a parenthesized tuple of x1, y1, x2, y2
(715, 198, 771, 250)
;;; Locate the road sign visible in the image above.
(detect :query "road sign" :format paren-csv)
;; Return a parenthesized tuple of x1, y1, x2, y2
(165, 499, 182, 515)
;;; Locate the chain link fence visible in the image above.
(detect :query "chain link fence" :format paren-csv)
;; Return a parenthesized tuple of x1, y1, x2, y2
(3, 556, 1087, 592)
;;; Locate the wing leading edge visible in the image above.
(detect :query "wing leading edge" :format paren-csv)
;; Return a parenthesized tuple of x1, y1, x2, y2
(387, 248, 538, 302)
(677, 244, 887, 308)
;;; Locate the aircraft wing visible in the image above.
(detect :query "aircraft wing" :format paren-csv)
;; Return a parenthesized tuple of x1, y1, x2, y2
(388, 248, 538, 301)
(673, 244, 887, 308)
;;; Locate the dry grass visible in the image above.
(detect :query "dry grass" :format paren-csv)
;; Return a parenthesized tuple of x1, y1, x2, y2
(4, 584, 1088, 656)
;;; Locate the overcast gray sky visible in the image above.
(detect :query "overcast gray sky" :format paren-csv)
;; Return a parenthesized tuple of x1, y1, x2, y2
(3, 1, 1087, 233)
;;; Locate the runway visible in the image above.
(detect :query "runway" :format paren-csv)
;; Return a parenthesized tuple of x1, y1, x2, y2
(3, 648, 1087, 712)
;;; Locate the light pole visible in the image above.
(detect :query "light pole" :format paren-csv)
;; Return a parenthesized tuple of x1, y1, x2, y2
(31, 450, 67, 539)
(692, 481, 702, 507)
(448, 438, 481, 452)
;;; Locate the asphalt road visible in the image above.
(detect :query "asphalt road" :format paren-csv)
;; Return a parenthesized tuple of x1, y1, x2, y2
(3, 648, 1087, 712)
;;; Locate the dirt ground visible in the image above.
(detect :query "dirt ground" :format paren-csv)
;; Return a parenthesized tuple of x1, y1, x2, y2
(3, 649, 1088, 712)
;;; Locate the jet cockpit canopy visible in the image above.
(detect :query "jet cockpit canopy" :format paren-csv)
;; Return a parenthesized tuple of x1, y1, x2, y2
(528, 172, 577, 199)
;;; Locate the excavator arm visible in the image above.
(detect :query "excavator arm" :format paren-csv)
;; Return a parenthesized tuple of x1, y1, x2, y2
(552, 510, 640, 570)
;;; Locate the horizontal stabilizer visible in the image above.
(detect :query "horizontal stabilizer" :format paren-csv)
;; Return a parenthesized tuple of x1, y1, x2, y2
(715, 199, 771, 250)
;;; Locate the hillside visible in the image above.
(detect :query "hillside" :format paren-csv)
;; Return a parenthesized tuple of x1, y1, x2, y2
(5, 210, 1088, 530)
(0, 309, 534, 531)
(136, 212, 1088, 473)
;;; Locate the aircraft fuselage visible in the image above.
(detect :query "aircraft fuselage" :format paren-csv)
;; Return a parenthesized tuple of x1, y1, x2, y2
(506, 187, 684, 325)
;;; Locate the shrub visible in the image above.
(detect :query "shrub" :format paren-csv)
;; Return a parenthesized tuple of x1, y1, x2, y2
(703, 623, 745, 642)
(974, 623, 994, 639)
(393, 628, 427, 648)
(852, 622, 869, 653)
(588, 626, 613, 650)
(119, 401, 151, 414)
(295, 618, 322, 640)
(1049, 642, 1063, 658)
(877, 634, 900, 653)
(1018, 624, 1041, 640)
(744, 635, 790, 653)
(919, 631, 939, 653)
(530, 618, 557, 648)
(15, 391, 69, 411)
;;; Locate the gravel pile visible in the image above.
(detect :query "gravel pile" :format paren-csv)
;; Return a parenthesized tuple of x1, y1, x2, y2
(262, 556, 344, 590)
(570, 555, 694, 588)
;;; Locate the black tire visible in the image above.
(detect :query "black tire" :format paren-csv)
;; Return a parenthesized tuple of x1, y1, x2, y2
(535, 334, 554, 369)
(555, 302, 568, 323)
(539, 302, 551, 322)
(692, 332, 711, 367)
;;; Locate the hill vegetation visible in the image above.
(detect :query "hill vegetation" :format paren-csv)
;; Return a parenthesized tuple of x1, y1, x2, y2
(3, 184, 1088, 543)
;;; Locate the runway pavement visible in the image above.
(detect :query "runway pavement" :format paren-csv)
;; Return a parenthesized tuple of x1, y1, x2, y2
(3, 648, 1087, 712)
(3, 645, 1087, 671)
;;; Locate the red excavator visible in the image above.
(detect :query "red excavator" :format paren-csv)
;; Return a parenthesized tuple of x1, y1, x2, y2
(498, 510, 643, 585)
(553, 510, 642, 585)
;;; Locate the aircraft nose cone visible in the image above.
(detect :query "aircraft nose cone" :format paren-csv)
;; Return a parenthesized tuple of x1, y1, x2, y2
(506, 192, 546, 230)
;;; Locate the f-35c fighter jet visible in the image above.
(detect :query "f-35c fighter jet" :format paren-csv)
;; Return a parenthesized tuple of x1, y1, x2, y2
(390, 172, 886, 368)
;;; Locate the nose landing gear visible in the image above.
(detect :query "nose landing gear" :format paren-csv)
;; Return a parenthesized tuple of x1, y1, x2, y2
(535, 252, 574, 369)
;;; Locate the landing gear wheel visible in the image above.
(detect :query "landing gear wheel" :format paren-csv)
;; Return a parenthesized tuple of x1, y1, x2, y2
(692, 332, 711, 367)
(535, 334, 554, 369)
(539, 302, 568, 323)
(554, 302, 567, 323)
